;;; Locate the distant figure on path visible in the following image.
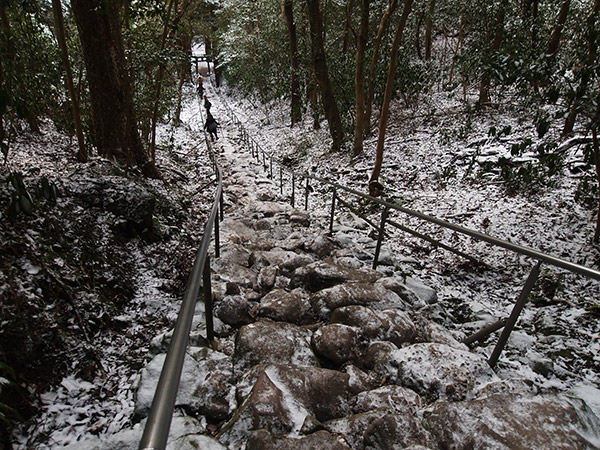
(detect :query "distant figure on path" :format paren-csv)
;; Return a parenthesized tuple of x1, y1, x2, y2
(204, 95, 212, 114)
(204, 113, 219, 142)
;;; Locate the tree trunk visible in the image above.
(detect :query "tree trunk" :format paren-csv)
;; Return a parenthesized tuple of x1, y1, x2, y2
(353, 0, 370, 157)
(369, 0, 414, 196)
(562, 0, 598, 136)
(283, 0, 302, 126)
(365, 0, 398, 137)
(546, 0, 571, 56)
(478, 0, 508, 106)
(306, 0, 345, 151)
(424, 0, 435, 60)
(150, 0, 176, 162)
(52, 0, 87, 162)
(71, 0, 160, 178)
(593, 127, 600, 244)
(448, 15, 464, 84)
(342, 0, 355, 52)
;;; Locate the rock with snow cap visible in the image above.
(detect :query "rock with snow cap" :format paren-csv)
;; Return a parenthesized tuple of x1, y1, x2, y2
(256, 247, 315, 274)
(65, 174, 156, 231)
(257, 288, 316, 324)
(60, 415, 224, 450)
(233, 321, 318, 374)
(378, 343, 499, 402)
(310, 283, 405, 319)
(363, 412, 433, 449)
(214, 295, 256, 327)
(247, 429, 352, 449)
(312, 323, 365, 366)
(353, 385, 423, 415)
(289, 261, 382, 292)
(404, 277, 438, 305)
(424, 393, 600, 449)
(218, 364, 352, 447)
(309, 234, 338, 258)
(134, 347, 235, 422)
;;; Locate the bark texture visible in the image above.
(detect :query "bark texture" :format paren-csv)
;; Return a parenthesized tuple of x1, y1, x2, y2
(369, 0, 414, 196)
(71, 0, 160, 178)
(307, 0, 345, 151)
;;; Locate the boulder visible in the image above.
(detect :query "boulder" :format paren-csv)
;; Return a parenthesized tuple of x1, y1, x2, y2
(310, 284, 404, 319)
(258, 289, 316, 324)
(378, 343, 499, 402)
(234, 321, 318, 374)
(135, 347, 235, 422)
(60, 416, 224, 450)
(353, 385, 422, 415)
(363, 413, 433, 450)
(309, 235, 338, 258)
(247, 429, 351, 450)
(425, 393, 600, 449)
(404, 277, 437, 305)
(323, 409, 390, 450)
(66, 174, 155, 232)
(257, 248, 315, 274)
(330, 306, 385, 339)
(290, 261, 382, 292)
(219, 364, 352, 448)
(214, 295, 255, 327)
(312, 324, 364, 366)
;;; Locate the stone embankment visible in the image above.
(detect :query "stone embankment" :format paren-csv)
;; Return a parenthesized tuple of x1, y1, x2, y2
(69, 99, 600, 449)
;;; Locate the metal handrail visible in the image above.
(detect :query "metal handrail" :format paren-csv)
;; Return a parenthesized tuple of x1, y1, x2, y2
(139, 94, 222, 450)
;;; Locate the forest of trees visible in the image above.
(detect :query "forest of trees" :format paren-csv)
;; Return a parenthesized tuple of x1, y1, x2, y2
(0, 0, 599, 442)
(217, 0, 599, 201)
(2, 0, 597, 239)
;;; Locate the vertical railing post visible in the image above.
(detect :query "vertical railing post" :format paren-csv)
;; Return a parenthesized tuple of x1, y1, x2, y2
(214, 210, 220, 259)
(203, 256, 215, 342)
(280, 167, 283, 195)
(291, 173, 295, 207)
(373, 207, 389, 269)
(262, 152, 266, 171)
(329, 188, 337, 234)
(488, 262, 542, 368)
(304, 176, 310, 210)
(219, 190, 224, 222)
(269, 157, 273, 179)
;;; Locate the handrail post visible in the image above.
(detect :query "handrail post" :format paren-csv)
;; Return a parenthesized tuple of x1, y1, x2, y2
(488, 262, 541, 368)
(291, 173, 295, 207)
(280, 167, 283, 195)
(373, 207, 389, 269)
(329, 188, 337, 234)
(203, 256, 215, 343)
(262, 152, 266, 171)
(219, 190, 224, 222)
(269, 157, 273, 179)
(304, 176, 310, 210)
(214, 210, 220, 258)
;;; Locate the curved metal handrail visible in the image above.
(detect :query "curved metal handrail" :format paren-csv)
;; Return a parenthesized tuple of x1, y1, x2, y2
(139, 92, 222, 450)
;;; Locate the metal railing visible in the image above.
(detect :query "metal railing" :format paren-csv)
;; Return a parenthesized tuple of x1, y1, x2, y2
(139, 94, 222, 450)
(219, 98, 600, 369)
